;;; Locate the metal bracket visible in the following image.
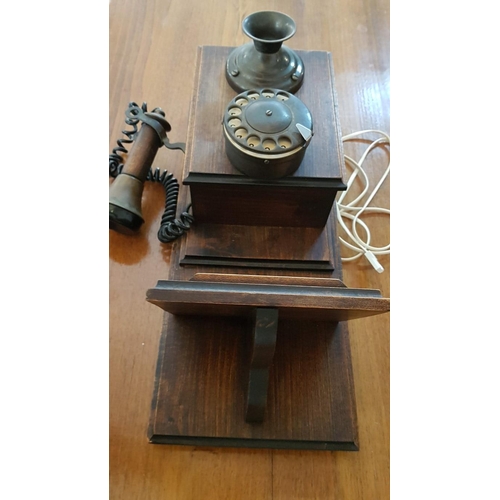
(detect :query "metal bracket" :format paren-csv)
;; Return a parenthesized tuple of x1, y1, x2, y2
(291, 57, 304, 82)
(125, 104, 186, 153)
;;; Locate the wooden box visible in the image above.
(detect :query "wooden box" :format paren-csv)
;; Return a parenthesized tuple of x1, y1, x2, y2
(183, 46, 347, 228)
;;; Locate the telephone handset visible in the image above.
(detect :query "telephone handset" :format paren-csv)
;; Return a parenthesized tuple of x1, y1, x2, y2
(109, 102, 193, 242)
(109, 11, 316, 243)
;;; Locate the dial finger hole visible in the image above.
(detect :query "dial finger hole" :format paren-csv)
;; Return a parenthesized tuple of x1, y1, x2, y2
(262, 90, 275, 99)
(228, 118, 242, 128)
(278, 136, 292, 149)
(262, 138, 276, 151)
(236, 97, 248, 106)
(247, 135, 261, 147)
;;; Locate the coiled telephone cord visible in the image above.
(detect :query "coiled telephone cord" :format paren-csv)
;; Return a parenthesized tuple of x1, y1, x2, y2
(109, 102, 193, 243)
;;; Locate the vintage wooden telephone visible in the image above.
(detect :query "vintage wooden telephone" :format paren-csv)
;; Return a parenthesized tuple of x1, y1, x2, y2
(109, 11, 389, 450)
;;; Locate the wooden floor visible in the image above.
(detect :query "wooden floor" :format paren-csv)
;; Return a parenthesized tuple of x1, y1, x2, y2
(109, 0, 390, 498)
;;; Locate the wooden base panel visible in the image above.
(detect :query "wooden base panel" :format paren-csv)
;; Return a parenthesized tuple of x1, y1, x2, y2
(148, 315, 359, 451)
(149, 436, 358, 452)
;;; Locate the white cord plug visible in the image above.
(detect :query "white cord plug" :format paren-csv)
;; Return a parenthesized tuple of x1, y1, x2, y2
(364, 250, 384, 273)
(336, 130, 390, 272)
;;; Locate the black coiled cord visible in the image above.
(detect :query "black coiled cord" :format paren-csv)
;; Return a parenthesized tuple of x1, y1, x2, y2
(109, 102, 146, 178)
(109, 102, 193, 243)
(147, 168, 194, 243)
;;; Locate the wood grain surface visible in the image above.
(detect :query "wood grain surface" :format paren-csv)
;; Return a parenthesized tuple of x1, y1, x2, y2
(184, 47, 344, 179)
(183, 47, 346, 230)
(146, 279, 389, 321)
(110, 0, 390, 498)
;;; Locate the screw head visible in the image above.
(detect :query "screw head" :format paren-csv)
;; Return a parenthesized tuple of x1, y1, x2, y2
(231, 69, 239, 76)
(265, 110, 273, 116)
(291, 74, 298, 81)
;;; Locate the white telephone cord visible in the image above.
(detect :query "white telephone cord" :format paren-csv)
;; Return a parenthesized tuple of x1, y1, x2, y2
(336, 129, 390, 273)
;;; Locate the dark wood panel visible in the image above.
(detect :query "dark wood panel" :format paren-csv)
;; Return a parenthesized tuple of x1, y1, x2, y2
(188, 182, 341, 227)
(183, 47, 345, 180)
(180, 222, 333, 270)
(149, 315, 358, 450)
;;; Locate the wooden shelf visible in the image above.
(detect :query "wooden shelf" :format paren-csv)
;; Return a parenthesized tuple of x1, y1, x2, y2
(147, 276, 389, 322)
